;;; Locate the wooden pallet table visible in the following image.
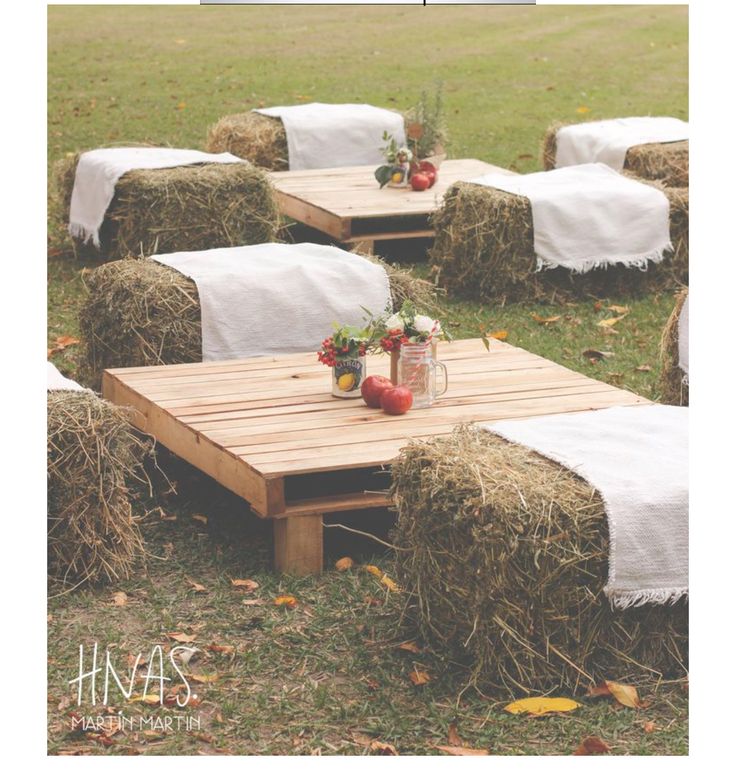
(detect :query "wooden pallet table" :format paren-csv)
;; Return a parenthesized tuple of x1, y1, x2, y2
(268, 159, 515, 253)
(102, 339, 649, 575)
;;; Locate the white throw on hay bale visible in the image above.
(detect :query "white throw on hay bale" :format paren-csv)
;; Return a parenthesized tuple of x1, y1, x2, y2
(79, 243, 436, 387)
(542, 117, 689, 187)
(207, 101, 435, 171)
(430, 164, 688, 303)
(660, 288, 689, 405)
(392, 406, 688, 695)
(47, 362, 153, 587)
(52, 147, 280, 261)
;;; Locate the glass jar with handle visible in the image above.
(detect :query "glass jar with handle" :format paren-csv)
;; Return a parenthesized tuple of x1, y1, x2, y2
(398, 343, 448, 408)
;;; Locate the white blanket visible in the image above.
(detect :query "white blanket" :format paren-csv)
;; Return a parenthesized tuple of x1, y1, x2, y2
(69, 147, 242, 247)
(470, 163, 672, 272)
(47, 362, 89, 393)
(483, 405, 688, 609)
(151, 243, 392, 362)
(254, 103, 406, 170)
(555, 116, 689, 171)
(678, 292, 689, 380)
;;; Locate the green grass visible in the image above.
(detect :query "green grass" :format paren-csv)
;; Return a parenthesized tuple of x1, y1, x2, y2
(47, 4, 688, 755)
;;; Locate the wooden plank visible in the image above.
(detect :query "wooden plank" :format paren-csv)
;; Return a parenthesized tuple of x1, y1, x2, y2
(101, 371, 282, 518)
(343, 229, 435, 244)
(273, 515, 323, 575)
(281, 492, 391, 518)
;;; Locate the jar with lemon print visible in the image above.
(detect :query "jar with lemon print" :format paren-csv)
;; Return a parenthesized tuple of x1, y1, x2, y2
(317, 324, 370, 399)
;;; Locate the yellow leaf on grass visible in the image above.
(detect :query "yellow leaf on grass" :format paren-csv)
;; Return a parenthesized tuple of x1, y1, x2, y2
(607, 304, 630, 315)
(364, 565, 399, 592)
(436, 746, 489, 756)
(531, 313, 562, 325)
(408, 669, 431, 686)
(504, 697, 581, 716)
(112, 591, 128, 606)
(369, 740, 399, 755)
(576, 106, 591, 114)
(187, 579, 207, 593)
(335, 557, 354, 572)
(231, 578, 259, 591)
(274, 595, 298, 608)
(597, 315, 627, 328)
(365, 564, 383, 579)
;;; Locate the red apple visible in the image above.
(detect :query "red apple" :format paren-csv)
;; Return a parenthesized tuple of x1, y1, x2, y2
(419, 161, 438, 187)
(380, 386, 413, 415)
(410, 173, 430, 192)
(361, 375, 394, 408)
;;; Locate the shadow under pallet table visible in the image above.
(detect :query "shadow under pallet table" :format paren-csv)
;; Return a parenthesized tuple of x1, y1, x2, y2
(102, 339, 649, 575)
(268, 159, 515, 254)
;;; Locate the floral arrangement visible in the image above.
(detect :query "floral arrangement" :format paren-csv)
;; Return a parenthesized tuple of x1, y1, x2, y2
(372, 301, 447, 353)
(317, 323, 370, 367)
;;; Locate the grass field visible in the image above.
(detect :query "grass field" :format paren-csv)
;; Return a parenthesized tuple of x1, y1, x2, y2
(47, 4, 688, 756)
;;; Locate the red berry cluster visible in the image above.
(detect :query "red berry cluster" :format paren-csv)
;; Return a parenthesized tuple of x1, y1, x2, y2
(317, 336, 366, 367)
(379, 328, 409, 353)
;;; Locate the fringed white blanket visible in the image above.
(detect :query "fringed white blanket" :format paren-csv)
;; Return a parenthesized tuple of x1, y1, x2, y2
(679, 293, 689, 381)
(482, 405, 688, 609)
(68, 147, 242, 247)
(254, 103, 406, 170)
(151, 243, 392, 362)
(47, 362, 89, 393)
(469, 163, 672, 273)
(555, 116, 689, 171)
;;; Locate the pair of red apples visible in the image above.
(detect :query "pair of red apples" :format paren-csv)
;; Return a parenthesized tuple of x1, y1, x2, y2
(360, 375, 412, 415)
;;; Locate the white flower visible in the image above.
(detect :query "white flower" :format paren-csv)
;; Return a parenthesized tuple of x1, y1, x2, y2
(384, 313, 404, 332)
(414, 315, 438, 335)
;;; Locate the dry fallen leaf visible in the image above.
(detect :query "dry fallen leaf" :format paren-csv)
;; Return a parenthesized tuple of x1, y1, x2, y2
(158, 508, 177, 522)
(369, 740, 399, 755)
(487, 330, 508, 341)
(206, 643, 235, 655)
(642, 720, 656, 733)
(186, 579, 207, 594)
(167, 632, 196, 643)
(397, 641, 422, 654)
(112, 591, 128, 607)
(242, 599, 265, 606)
(436, 745, 489, 756)
(531, 313, 562, 325)
(187, 673, 218, 684)
(408, 669, 431, 686)
(335, 557, 354, 572)
(364, 564, 400, 591)
(574, 736, 611, 755)
(634, 364, 652, 372)
(605, 680, 643, 709)
(231, 578, 259, 591)
(576, 106, 591, 114)
(607, 304, 630, 315)
(191, 514, 208, 526)
(448, 723, 463, 747)
(504, 697, 581, 716)
(274, 595, 298, 608)
(129, 693, 161, 705)
(587, 680, 644, 709)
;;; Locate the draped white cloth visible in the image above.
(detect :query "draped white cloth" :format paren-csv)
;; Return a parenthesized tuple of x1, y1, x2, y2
(483, 405, 688, 609)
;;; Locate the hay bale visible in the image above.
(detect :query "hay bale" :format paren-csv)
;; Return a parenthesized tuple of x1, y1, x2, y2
(541, 122, 689, 188)
(205, 110, 444, 170)
(391, 425, 688, 696)
(206, 112, 290, 171)
(52, 153, 280, 262)
(659, 288, 689, 406)
(79, 255, 436, 388)
(48, 389, 153, 587)
(429, 180, 688, 303)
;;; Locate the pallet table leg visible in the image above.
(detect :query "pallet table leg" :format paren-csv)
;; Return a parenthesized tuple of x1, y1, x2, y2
(273, 514, 324, 576)
(350, 238, 375, 255)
